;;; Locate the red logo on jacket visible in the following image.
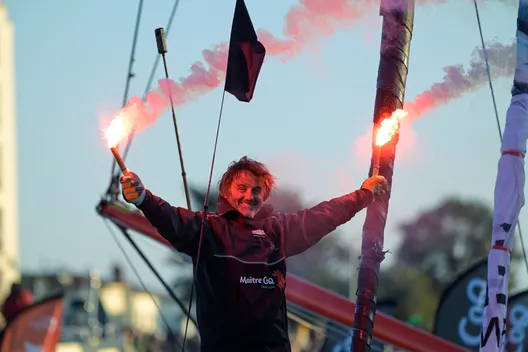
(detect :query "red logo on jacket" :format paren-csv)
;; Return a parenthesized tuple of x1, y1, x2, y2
(272, 270, 286, 291)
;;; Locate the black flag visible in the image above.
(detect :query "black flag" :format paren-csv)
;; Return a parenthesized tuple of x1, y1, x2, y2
(225, 0, 266, 102)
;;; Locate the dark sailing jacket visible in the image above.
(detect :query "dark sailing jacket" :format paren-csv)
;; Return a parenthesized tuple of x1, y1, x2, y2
(137, 188, 373, 352)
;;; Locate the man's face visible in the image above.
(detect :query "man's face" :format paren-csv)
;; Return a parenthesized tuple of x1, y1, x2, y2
(227, 171, 265, 218)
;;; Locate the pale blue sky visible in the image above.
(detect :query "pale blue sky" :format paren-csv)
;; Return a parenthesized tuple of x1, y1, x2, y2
(4, 0, 524, 293)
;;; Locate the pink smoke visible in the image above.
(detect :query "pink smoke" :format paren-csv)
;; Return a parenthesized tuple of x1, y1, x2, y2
(404, 40, 515, 120)
(347, 39, 515, 184)
(102, 0, 442, 142)
(102, 0, 514, 145)
(101, 42, 229, 146)
(258, 0, 379, 59)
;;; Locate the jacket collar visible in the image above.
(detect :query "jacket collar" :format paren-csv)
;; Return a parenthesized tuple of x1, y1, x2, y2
(217, 195, 274, 219)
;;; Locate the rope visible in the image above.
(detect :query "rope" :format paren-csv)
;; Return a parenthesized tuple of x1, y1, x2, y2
(118, 226, 197, 327)
(473, 0, 528, 274)
(180, 88, 227, 351)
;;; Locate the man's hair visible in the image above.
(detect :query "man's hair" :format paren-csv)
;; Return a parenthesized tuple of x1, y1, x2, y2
(219, 156, 276, 200)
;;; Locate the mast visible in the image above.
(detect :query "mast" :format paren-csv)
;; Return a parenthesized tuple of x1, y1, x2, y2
(350, 0, 415, 351)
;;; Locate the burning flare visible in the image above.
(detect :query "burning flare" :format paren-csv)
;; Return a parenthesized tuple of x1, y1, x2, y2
(105, 115, 126, 148)
(104, 115, 130, 175)
(103, 115, 129, 174)
(102, 79, 181, 174)
(102, 79, 176, 148)
(368, 40, 515, 158)
(371, 109, 407, 176)
(375, 109, 408, 146)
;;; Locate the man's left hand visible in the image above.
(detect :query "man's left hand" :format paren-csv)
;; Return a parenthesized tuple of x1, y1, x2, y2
(360, 175, 388, 198)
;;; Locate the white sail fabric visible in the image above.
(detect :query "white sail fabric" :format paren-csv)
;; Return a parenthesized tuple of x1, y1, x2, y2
(480, 93, 528, 352)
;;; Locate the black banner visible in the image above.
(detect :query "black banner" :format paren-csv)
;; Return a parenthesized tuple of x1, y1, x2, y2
(433, 258, 488, 350)
(505, 289, 528, 351)
(433, 257, 528, 351)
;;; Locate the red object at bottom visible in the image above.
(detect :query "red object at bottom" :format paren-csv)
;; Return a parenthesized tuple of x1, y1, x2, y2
(2, 289, 34, 324)
(97, 200, 470, 352)
(1, 294, 64, 352)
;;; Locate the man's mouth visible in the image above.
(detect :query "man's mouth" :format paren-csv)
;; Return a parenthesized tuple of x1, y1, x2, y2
(238, 203, 256, 211)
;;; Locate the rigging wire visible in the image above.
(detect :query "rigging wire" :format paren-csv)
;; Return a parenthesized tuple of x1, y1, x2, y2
(114, 0, 181, 182)
(473, 0, 528, 274)
(107, 0, 145, 196)
(102, 219, 181, 348)
(180, 84, 228, 352)
(101, 0, 198, 339)
(158, 30, 193, 210)
(118, 225, 198, 327)
(107, 0, 181, 199)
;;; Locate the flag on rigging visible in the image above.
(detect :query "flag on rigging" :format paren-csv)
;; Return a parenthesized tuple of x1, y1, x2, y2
(224, 0, 266, 102)
(0, 293, 64, 352)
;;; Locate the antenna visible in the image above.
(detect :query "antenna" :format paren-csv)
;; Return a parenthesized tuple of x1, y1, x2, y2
(154, 27, 192, 211)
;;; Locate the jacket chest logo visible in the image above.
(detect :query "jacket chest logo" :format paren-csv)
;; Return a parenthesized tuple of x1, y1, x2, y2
(239, 270, 286, 291)
(252, 229, 277, 251)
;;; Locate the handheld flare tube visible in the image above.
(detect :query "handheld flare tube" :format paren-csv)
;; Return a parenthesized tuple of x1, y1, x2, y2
(110, 146, 129, 176)
(372, 146, 381, 176)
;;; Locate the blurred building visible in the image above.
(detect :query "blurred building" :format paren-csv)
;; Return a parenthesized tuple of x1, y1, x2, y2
(21, 264, 178, 351)
(20, 264, 359, 351)
(0, 1, 19, 300)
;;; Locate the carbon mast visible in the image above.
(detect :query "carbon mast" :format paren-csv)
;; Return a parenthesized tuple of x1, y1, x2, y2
(350, 0, 415, 351)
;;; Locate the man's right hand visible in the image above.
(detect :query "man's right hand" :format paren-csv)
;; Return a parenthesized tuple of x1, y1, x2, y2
(120, 171, 146, 205)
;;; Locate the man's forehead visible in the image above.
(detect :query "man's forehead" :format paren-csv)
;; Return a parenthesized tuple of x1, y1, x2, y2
(232, 171, 264, 186)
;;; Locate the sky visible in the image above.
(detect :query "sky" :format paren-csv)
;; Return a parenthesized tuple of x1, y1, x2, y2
(3, 0, 525, 295)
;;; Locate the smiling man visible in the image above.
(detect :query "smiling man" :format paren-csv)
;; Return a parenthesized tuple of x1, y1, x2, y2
(120, 156, 386, 352)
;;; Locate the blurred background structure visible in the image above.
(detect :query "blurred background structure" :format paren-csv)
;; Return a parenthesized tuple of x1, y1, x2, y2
(0, 0, 19, 305)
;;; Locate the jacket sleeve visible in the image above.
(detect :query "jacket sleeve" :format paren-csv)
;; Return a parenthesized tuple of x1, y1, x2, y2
(137, 190, 203, 256)
(277, 189, 373, 257)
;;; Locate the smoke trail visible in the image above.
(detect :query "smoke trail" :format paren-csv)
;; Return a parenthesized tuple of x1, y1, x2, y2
(102, 0, 513, 143)
(258, 0, 378, 59)
(404, 40, 516, 120)
(101, 0, 382, 141)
